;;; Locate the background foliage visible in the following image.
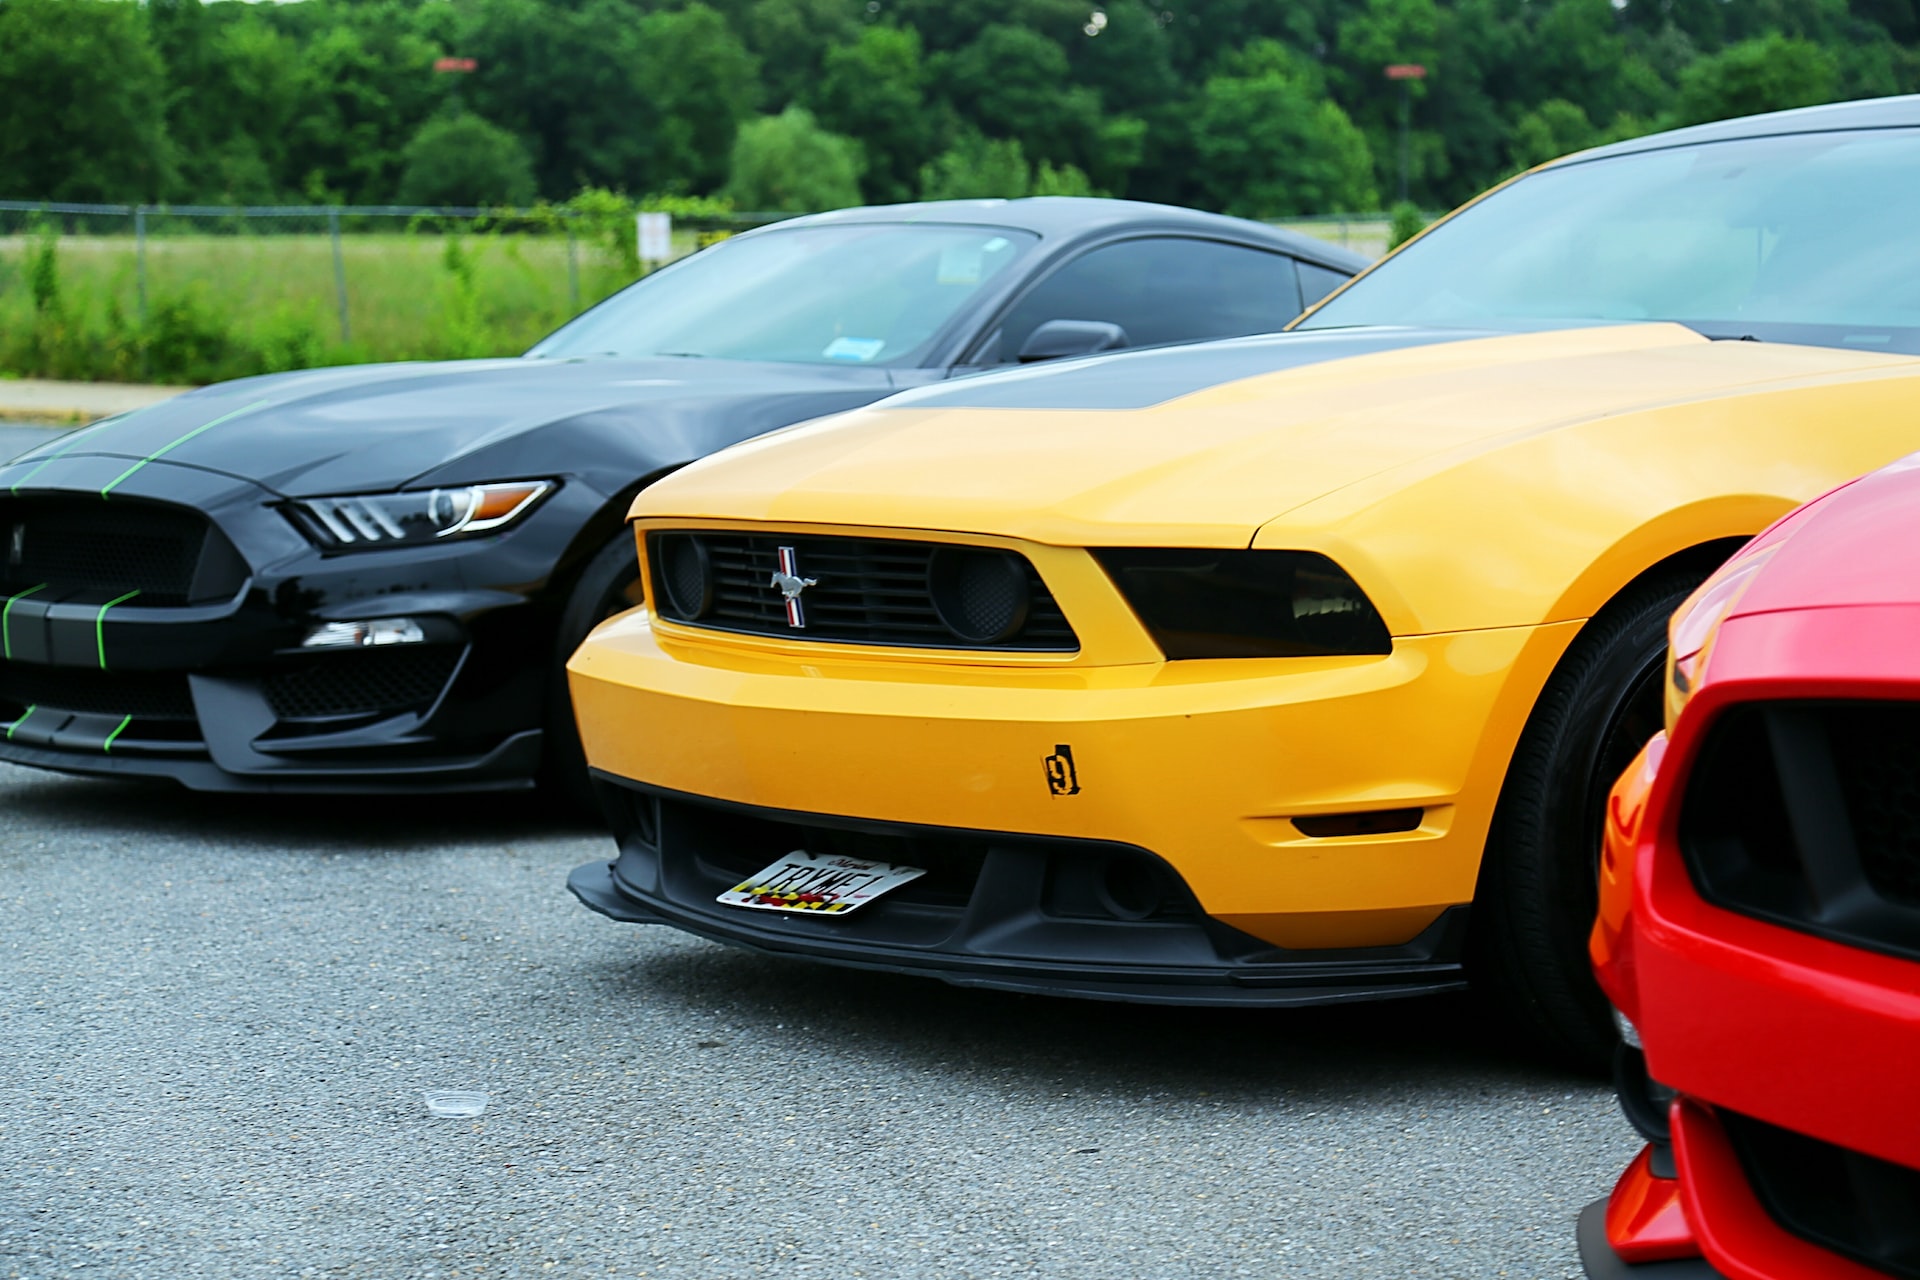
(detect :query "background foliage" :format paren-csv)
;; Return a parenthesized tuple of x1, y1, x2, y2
(3, 0, 1914, 218)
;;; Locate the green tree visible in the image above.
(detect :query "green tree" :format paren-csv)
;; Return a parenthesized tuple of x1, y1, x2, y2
(933, 26, 1111, 182)
(810, 25, 935, 205)
(280, 11, 441, 203)
(397, 113, 538, 206)
(0, 0, 171, 201)
(1672, 34, 1840, 125)
(150, 2, 303, 202)
(724, 106, 863, 211)
(1191, 40, 1379, 216)
(635, 3, 762, 193)
(1508, 98, 1597, 170)
(743, 0, 863, 109)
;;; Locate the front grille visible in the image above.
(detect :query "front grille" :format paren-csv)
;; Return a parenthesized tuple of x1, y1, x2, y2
(0, 662, 195, 720)
(0, 495, 245, 606)
(646, 532, 1077, 651)
(1680, 701, 1920, 959)
(264, 647, 462, 722)
(1723, 1109, 1920, 1278)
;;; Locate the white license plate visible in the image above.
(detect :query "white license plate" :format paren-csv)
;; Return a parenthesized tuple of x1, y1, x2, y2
(717, 850, 926, 916)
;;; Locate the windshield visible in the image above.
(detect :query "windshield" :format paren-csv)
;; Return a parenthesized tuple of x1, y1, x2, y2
(530, 223, 1036, 366)
(1301, 128, 1920, 354)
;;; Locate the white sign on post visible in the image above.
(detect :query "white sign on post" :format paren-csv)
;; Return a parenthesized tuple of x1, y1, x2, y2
(636, 211, 673, 265)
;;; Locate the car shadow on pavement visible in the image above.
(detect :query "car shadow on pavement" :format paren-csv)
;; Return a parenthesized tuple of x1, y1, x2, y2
(603, 932, 1594, 1096)
(0, 767, 604, 851)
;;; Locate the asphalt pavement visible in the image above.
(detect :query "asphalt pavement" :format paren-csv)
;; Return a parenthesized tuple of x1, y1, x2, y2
(1, 421, 65, 461)
(0, 760, 1636, 1279)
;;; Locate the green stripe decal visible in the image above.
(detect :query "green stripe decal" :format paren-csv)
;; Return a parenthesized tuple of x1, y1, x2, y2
(2, 584, 46, 660)
(7, 404, 156, 495)
(100, 398, 269, 498)
(95, 589, 140, 669)
(5, 705, 32, 741)
(101, 714, 133, 754)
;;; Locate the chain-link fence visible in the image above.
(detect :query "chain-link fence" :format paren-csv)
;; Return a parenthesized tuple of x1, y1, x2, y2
(0, 201, 790, 384)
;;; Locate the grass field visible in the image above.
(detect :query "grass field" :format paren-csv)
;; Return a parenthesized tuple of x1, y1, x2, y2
(0, 229, 693, 384)
(0, 217, 1390, 386)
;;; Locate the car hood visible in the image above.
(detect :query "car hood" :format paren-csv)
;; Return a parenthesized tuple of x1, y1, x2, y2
(22, 357, 897, 498)
(635, 324, 1910, 547)
(1733, 454, 1920, 618)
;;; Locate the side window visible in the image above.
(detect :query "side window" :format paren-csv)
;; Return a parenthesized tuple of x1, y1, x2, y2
(1298, 261, 1352, 307)
(980, 237, 1310, 364)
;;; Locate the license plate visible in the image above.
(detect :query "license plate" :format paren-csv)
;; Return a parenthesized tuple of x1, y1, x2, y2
(717, 850, 926, 916)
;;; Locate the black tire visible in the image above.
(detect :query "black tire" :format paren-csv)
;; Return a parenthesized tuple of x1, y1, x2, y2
(1470, 565, 1707, 1071)
(542, 529, 647, 818)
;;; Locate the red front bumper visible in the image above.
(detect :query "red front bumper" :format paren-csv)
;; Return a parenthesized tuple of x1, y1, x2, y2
(1584, 606, 1920, 1280)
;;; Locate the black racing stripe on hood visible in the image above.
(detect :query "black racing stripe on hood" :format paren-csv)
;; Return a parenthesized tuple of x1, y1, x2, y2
(893, 327, 1500, 411)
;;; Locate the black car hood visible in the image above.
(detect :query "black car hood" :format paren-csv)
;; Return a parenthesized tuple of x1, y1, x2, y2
(26, 357, 899, 498)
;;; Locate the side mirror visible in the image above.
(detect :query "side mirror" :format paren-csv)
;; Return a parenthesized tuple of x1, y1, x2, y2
(1016, 319, 1128, 364)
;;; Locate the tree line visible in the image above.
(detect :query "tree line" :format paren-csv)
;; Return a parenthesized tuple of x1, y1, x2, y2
(2, 0, 1914, 219)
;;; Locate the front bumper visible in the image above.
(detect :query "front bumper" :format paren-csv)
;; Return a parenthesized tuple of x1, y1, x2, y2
(571, 774, 1471, 1004)
(0, 458, 592, 793)
(569, 597, 1576, 960)
(1590, 661, 1920, 1279)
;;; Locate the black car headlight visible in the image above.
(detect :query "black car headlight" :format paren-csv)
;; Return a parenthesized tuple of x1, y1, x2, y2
(1093, 548, 1392, 659)
(290, 481, 554, 549)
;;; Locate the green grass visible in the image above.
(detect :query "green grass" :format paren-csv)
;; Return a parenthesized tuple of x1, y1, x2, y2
(0, 229, 701, 384)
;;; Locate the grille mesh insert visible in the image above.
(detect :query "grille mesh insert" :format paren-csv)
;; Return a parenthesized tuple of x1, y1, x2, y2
(264, 648, 461, 721)
(0, 496, 241, 605)
(648, 532, 1076, 651)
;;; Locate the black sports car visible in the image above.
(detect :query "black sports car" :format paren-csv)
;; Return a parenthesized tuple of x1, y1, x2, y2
(0, 198, 1363, 799)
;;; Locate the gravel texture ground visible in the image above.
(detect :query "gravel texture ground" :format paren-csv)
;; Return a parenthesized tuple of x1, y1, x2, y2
(0, 761, 1636, 1279)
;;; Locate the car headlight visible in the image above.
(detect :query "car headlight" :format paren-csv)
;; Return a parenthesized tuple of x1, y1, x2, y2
(1093, 548, 1392, 658)
(290, 481, 554, 549)
(1665, 546, 1775, 728)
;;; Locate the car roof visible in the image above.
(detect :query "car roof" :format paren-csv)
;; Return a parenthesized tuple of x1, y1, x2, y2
(753, 196, 1370, 272)
(1570, 93, 1920, 165)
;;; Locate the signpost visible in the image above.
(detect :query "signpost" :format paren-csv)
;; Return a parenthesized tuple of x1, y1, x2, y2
(1384, 63, 1427, 204)
(636, 211, 673, 267)
(433, 57, 478, 73)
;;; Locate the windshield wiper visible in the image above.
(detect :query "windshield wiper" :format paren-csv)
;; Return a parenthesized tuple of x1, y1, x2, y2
(652, 351, 709, 359)
(1699, 331, 1764, 342)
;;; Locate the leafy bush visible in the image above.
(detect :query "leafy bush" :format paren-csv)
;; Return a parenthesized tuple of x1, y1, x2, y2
(397, 113, 538, 207)
(917, 133, 1097, 202)
(723, 107, 863, 212)
(1387, 201, 1429, 251)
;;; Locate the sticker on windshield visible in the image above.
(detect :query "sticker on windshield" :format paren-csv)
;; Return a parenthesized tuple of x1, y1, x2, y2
(938, 244, 986, 284)
(823, 336, 886, 362)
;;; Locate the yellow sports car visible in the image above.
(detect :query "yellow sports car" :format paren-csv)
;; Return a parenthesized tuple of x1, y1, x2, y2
(566, 97, 1920, 1066)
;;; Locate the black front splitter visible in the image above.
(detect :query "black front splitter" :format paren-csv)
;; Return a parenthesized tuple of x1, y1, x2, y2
(568, 858, 1469, 1008)
(0, 731, 543, 795)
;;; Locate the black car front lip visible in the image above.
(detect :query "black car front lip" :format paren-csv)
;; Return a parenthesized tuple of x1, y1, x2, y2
(570, 774, 1471, 1008)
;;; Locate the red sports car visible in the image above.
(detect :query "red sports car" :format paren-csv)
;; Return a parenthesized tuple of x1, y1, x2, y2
(1582, 454, 1920, 1280)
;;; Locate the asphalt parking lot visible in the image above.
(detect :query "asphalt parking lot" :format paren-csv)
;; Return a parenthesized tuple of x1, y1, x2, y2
(0, 760, 1635, 1280)
(0, 422, 60, 460)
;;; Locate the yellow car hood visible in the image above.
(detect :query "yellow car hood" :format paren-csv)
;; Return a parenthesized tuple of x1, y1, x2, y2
(634, 323, 1901, 547)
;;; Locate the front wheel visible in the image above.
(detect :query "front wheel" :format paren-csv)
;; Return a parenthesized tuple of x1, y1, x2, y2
(1470, 567, 1706, 1071)
(542, 531, 647, 817)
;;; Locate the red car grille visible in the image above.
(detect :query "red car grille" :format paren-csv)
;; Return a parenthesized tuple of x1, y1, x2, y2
(1679, 701, 1920, 962)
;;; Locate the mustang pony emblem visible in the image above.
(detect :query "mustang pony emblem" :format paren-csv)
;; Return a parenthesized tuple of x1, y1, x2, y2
(769, 546, 818, 628)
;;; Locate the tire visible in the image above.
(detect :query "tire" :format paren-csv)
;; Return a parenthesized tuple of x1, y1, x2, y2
(542, 529, 648, 818)
(1469, 565, 1707, 1071)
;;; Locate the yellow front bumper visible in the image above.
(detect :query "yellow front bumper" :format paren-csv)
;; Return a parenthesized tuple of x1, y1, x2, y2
(570, 608, 1578, 950)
